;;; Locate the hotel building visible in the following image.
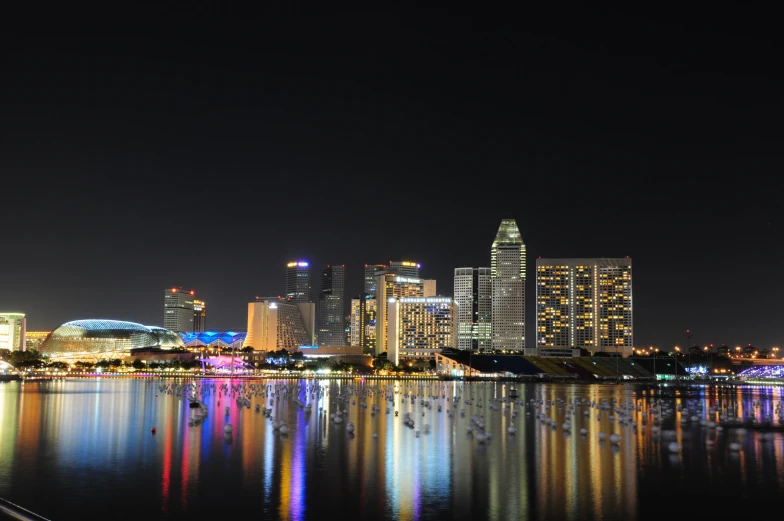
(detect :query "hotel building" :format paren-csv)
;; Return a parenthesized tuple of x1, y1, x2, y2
(454, 267, 492, 351)
(285, 260, 311, 303)
(386, 297, 456, 366)
(243, 296, 316, 352)
(0, 313, 26, 351)
(317, 264, 346, 346)
(25, 331, 50, 352)
(375, 274, 434, 356)
(490, 219, 526, 351)
(535, 257, 633, 356)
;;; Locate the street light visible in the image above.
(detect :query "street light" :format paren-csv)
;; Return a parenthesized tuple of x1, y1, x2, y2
(652, 347, 658, 381)
(674, 346, 680, 382)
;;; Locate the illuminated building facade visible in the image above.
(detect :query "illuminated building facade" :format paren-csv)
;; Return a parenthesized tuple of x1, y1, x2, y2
(40, 319, 185, 360)
(285, 260, 311, 303)
(350, 295, 377, 353)
(164, 287, 195, 332)
(491, 219, 526, 351)
(317, 264, 346, 346)
(454, 267, 492, 351)
(25, 331, 50, 352)
(243, 297, 316, 352)
(386, 297, 455, 366)
(375, 274, 425, 356)
(0, 313, 26, 351)
(193, 299, 207, 332)
(535, 258, 633, 356)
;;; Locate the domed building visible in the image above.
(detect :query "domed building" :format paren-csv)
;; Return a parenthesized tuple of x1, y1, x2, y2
(41, 319, 185, 360)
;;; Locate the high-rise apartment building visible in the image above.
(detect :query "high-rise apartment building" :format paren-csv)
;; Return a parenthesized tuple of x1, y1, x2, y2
(317, 264, 346, 346)
(243, 296, 316, 351)
(490, 219, 526, 351)
(387, 297, 455, 366)
(535, 258, 633, 356)
(164, 288, 195, 332)
(0, 313, 26, 351)
(193, 299, 207, 332)
(285, 260, 311, 303)
(454, 267, 492, 351)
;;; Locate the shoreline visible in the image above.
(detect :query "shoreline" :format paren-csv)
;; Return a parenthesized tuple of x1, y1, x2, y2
(8, 373, 783, 387)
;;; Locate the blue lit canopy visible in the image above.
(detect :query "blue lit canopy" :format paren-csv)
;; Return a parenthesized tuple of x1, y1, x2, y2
(180, 331, 247, 349)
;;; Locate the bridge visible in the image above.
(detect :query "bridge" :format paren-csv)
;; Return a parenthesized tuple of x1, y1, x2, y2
(0, 360, 19, 374)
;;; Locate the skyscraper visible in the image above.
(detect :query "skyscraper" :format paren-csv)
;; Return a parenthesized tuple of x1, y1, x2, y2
(317, 264, 346, 346)
(490, 219, 526, 351)
(536, 258, 633, 356)
(193, 299, 207, 332)
(285, 260, 311, 303)
(454, 267, 492, 351)
(364, 264, 387, 296)
(388, 260, 421, 278)
(350, 295, 378, 354)
(164, 288, 195, 332)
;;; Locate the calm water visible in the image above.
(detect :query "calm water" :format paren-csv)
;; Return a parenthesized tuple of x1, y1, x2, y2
(1, 377, 783, 521)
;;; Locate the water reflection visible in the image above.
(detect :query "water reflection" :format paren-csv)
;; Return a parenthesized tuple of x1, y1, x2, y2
(0, 379, 783, 521)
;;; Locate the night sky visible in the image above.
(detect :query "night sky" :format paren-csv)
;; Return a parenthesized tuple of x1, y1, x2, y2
(1, 4, 781, 350)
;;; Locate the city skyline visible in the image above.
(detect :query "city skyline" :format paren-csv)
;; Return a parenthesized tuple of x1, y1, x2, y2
(1, 5, 781, 350)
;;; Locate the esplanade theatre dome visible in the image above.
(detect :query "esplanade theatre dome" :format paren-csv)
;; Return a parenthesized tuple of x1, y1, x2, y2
(41, 319, 185, 358)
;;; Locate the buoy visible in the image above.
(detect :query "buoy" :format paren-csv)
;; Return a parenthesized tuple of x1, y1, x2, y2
(151, 427, 156, 434)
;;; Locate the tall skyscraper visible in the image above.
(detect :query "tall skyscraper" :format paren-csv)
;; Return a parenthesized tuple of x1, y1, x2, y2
(490, 219, 526, 351)
(350, 295, 378, 354)
(364, 261, 421, 296)
(286, 260, 311, 303)
(536, 258, 633, 356)
(388, 260, 421, 278)
(364, 264, 387, 296)
(164, 288, 195, 332)
(193, 299, 207, 332)
(317, 264, 346, 346)
(454, 267, 492, 351)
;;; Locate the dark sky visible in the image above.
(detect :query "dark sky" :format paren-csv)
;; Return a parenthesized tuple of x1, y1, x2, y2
(1, 3, 781, 350)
